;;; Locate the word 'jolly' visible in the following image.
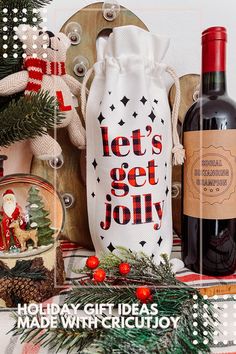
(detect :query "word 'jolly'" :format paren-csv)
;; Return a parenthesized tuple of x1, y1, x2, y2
(100, 194, 164, 231)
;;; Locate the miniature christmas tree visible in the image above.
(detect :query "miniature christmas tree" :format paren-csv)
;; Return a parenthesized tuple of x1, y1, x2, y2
(26, 187, 54, 246)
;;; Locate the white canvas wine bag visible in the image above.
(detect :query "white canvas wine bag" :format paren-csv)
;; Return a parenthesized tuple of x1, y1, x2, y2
(82, 25, 184, 263)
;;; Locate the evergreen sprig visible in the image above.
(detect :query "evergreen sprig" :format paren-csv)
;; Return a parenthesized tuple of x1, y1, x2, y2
(11, 250, 217, 353)
(74, 248, 180, 287)
(0, 91, 64, 147)
(0, 259, 46, 280)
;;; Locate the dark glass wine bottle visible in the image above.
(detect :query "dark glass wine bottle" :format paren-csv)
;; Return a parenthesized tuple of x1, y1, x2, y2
(182, 27, 236, 276)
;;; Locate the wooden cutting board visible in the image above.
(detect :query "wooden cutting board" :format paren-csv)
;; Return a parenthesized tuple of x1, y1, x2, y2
(31, 3, 148, 249)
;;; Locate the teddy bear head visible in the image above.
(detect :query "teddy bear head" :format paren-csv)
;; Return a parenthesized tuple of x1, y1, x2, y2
(16, 25, 71, 62)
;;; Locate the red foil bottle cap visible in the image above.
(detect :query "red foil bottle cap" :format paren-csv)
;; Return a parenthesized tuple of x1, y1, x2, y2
(202, 26, 227, 73)
(202, 26, 227, 44)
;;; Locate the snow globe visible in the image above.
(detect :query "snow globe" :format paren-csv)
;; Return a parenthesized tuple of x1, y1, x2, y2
(0, 156, 65, 307)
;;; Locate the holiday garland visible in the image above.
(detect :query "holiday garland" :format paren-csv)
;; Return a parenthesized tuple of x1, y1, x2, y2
(0, 0, 64, 147)
(11, 249, 217, 353)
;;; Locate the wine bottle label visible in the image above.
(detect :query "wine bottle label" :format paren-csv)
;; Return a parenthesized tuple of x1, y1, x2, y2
(184, 130, 236, 219)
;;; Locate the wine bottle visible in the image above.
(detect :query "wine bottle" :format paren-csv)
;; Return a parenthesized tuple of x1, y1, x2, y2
(182, 27, 236, 276)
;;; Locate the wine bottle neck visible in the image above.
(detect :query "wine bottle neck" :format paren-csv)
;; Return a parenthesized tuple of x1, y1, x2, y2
(201, 71, 227, 96)
(201, 32, 227, 96)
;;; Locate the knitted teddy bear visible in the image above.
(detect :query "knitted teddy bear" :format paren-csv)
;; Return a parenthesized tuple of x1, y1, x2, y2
(0, 25, 85, 160)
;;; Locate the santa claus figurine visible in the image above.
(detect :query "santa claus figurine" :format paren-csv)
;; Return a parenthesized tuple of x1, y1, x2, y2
(0, 190, 24, 251)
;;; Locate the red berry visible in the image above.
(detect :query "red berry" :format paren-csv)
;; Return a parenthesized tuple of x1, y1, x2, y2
(119, 263, 131, 275)
(136, 287, 151, 302)
(86, 256, 100, 269)
(93, 268, 106, 282)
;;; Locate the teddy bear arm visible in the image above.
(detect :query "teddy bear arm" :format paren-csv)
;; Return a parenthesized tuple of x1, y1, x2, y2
(0, 71, 28, 96)
(62, 74, 82, 97)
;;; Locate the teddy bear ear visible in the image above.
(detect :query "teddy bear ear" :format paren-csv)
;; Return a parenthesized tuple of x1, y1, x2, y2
(58, 32, 71, 49)
(15, 24, 33, 41)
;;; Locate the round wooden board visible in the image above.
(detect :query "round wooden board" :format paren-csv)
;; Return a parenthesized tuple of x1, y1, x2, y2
(60, 2, 148, 86)
(169, 74, 200, 236)
(31, 3, 148, 249)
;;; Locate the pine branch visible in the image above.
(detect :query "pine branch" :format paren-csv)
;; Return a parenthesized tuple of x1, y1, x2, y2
(10, 314, 103, 354)
(30, 0, 53, 7)
(0, 259, 46, 280)
(76, 249, 180, 287)
(0, 91, 64, 147)
(10, 250, 217, 353)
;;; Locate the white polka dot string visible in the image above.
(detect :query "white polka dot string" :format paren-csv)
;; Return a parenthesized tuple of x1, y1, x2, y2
(3, 53, 8, 58)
